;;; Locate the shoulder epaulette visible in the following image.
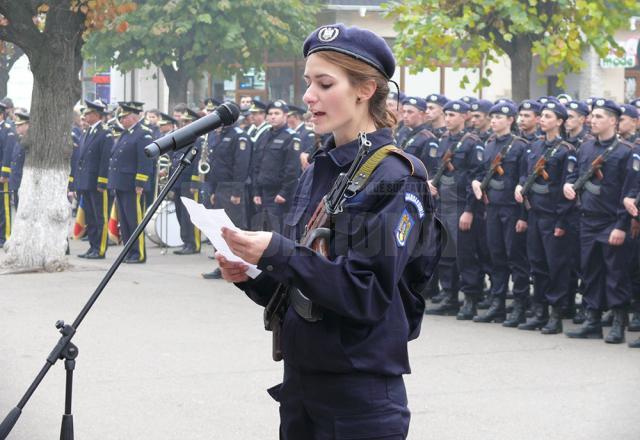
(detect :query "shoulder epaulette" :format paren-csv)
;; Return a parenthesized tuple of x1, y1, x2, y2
(286, 128, 296, 135)
(619, 139, 634, 148)
(559, 141, 575, 151)
(389, 147, 428, 181)
(462, 132, 481, 143)
(141, 124, 152, 132)
(416, 127, 437, 139)
(234, 126, 244, 134)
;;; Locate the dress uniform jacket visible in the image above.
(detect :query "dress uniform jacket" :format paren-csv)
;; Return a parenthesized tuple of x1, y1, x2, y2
(74, 123, 113, 192)
(236, 128, 435, 375)
(208, 125, 252, 198)
(107, 121, 154, 192)
(253, 126, 301, 202)
(294, 123, 316, 155)
(402, 123, 439, 175)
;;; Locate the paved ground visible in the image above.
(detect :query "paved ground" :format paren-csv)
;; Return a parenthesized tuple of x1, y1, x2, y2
(1, 239, 639, 440)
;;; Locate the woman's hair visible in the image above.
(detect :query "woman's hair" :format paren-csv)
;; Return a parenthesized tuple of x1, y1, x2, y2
(314, 51, 397, 129)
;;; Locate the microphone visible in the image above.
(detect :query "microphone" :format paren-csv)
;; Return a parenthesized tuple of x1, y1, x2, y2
(144, 102, 240, 158)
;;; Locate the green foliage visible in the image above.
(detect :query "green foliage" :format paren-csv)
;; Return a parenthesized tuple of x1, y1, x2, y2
(83, 0, 319, 81)
(385, 0, 640, 91)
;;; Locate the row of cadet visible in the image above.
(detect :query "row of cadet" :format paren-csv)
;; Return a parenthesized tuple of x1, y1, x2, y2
(386, 91, 640, 349)
(63, 96, 316, 273)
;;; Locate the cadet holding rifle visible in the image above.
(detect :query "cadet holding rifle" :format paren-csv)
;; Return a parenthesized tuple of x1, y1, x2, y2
(514, 101, 577, 334)
(215, 24, 438, 438)
(565, 99, 639, 344)
(471, 102, 530, 325)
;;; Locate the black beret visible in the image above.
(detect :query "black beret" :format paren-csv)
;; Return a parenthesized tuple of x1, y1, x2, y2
(592, 98, 622, 117)
(566, 101, 590, 116)
(489, 102, 517, 117)
(518, 100, 542, 114)
(303, 23, 395, 79)
(426, 93, 448, 107)
(401, 96, 427, 111)
(621, 104, 639, 119)
(542, 101, 568, 120)
(443, 100, 470, 113)
(470, 99, 493, 113)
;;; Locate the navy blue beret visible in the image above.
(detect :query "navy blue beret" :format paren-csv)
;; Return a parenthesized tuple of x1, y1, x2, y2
(541, 101, 568, 120)
(518, 99, 542, 114)
(303, 23, 395, 79)
(461, 96, 478, 105)
(629, 98, 640, 110)
(267, 100, 289, 113)
(556, 93, 573, 105)
(566, 100, 590, 116)
(585, 97, 603, 110)
(443, 100, 470, 113)
(592, 98, 621, 117)
(471, 99, 494, 113)
(537, 96, 560, 106)
(620, 104, 638, 119)
(401, 96, 427, 111)
(494, 98, 515, 106)
(426, 93, 448, 107)
(489, 102, 517, 117)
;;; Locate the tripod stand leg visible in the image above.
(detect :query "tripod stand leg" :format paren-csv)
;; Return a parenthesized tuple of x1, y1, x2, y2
(60, 351, 76, 440)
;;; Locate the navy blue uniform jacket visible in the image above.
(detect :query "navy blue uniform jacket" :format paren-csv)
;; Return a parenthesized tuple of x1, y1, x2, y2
(107, 121, 154, 192)
(74, 123, 113, 192)
(236, 128, 437, 376)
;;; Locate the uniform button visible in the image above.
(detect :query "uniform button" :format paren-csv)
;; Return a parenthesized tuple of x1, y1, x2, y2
(266, 265, 274, 272)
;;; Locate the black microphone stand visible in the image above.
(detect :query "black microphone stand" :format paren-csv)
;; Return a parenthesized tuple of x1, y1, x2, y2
(0, 144, 200, 440)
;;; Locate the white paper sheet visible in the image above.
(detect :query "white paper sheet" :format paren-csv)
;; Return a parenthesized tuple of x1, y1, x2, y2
(181, 197, 262, 278)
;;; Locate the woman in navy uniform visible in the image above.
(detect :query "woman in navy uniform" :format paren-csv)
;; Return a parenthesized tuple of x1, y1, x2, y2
(514, 101, 577, 334)
(215, 24, 437, 439)
(471, 102, 530, 325)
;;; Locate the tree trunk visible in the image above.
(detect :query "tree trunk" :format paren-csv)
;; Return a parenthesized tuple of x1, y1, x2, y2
(0, 68, 9, 100)
(162, 65, 189, 112)
(2, 8, 83, 271)
(508, 36, 533, 103)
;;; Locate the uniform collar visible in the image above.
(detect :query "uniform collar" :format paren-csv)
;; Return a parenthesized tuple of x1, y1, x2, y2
(496, 133, 512, 142)
(325, 128, 394, 167)
(543, 136, 562, 148)
(271, 124, 287, 134)
(447, 129, 464, 141)
(295, 122, 305, 132)
(596, 134, 617, 148)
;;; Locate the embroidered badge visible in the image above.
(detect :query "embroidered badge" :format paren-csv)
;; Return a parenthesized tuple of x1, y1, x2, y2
(633, 153, 640, 172)
(475, 145, 484, 161)
(567, 155, 577, 173)
(239, 140, 247, 151)
(318, 26, 340, 42)
(293, 141, 301, 151)
(395, 209, 415, 247)
(429, 143, 438, 157)
(404, 193, 425, 219)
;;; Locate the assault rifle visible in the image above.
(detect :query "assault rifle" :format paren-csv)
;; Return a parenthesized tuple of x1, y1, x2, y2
(520, 155, 550, 210)
(263, 132, 373, 361)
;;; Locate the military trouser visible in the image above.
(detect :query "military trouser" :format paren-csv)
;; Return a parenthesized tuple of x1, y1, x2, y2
(79, 189, 109, 256)
(270, 364, 410, 440)
(174, 187, 201, 251)
(115, 190, 146, 262)
(214, 182, 247, 230)
(0, 181, 11, 243)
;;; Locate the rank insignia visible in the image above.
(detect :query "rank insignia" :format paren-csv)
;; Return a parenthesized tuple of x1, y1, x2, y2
(395, 209, 415, 247)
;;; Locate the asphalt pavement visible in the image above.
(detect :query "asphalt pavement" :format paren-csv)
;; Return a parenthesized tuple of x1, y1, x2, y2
(1, 239, 638, 439)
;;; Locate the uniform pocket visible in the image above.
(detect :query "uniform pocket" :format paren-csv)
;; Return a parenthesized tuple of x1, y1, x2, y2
(334, 410, 405, 439)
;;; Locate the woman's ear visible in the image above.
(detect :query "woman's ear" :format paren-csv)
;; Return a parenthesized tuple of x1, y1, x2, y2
(357, 79, 377, 103)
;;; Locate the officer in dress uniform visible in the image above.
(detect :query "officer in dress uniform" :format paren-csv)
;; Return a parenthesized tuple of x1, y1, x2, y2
(287, 104, 316, 171)
(514, 101, 577, 334)
(426, 100, 485, 319)
(74, 100, 113, 259)
(171, 108, 203, 255)
(471, 102, 530, 325)
(469, 99, 494, 143)
(216, 24, 437, 438)
(565, 99, 638, 344)
(8, 111, 28, 209)
(0, 102, 16, 246)
(425, 93, 448, 139)
(251, 100, 301, 233)
(107, 101, 154, 263)
(246, 100, 271, 231)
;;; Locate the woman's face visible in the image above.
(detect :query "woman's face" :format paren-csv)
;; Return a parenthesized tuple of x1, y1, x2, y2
(303, 53, 359, 135)
(539, 109, 562, 133)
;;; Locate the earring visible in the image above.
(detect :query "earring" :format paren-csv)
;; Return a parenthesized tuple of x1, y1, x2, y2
(356, 97, 361, 103)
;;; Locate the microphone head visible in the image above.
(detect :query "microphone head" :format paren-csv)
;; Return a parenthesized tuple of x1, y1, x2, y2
(217, 102, 240, 126)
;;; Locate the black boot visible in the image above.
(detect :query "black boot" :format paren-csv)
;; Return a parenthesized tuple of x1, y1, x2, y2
(601, 309, 613, 327)
(629, 337, 640, 348)
(565, 309, 603, 339)
(425, 291, 459, 316)
(541, 305, 563, 334)
(628, 312, 640, 332)
(518, 303, 548, 331)
(477, 294, 492, 310)
(573, 303, 586, 325)
(604, 308, 627, 344)
(503, 298, 527, 328)
(456, 294, 477, 320)
(430, 290, 448, 304)
(473, 296, 506, 323)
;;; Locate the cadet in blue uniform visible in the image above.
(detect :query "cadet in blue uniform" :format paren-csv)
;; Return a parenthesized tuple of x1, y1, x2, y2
(425, 93, 448, 139)
(399, 96, 439, 171)
(471, 103, 530, 324)
(8, 111, 28, 209)
(216, 24, 437, 439)
(517, 100, 542, 144)
(287, 104, 316, 170)
(566, 100, 637, 344)
(107, 101, 154, 263)
(426, 100, 485, 319)
(469, 99, 494, 143)
(251, 100, 301, 233)
(0, 102, 16, 245)
(515, 102, 577, 334)
(74, 100, 113, 259)
(171, 108, 203, 255)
